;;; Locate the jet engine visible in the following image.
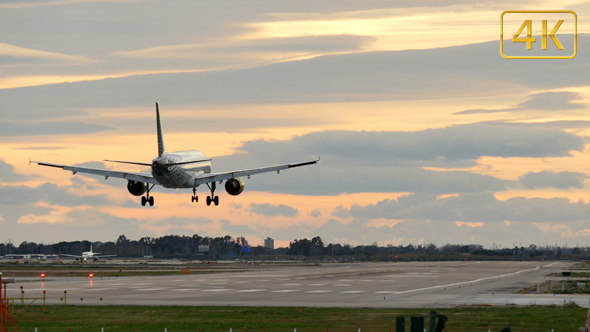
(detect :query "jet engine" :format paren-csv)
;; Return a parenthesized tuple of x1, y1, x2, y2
(225, 178, 245, 196)
(127, 181, 147, 196)
(93, 257, 99, 262)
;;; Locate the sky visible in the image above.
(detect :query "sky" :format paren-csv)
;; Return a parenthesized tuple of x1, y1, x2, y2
(2, 0, 590, 249)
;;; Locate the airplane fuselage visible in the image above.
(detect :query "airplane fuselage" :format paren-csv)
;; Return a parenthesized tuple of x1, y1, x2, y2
(151, 150, 212, 188)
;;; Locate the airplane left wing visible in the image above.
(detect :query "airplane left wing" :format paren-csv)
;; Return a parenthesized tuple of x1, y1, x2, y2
(193, 158, 319, 185)
(32, 161, 159, 185)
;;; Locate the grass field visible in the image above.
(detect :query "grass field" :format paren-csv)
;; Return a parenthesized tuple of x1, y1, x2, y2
(9, 305, 588, 332)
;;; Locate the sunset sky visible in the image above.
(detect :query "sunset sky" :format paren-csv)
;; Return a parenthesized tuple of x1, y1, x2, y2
(2, 0, 590, 249)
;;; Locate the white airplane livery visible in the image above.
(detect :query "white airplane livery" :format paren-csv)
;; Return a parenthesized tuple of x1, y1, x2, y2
(60, 244, 116, 262)
(33, 103, 319, 206)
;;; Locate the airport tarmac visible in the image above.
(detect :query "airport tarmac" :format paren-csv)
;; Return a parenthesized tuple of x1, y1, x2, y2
(4, 261, 587, 308)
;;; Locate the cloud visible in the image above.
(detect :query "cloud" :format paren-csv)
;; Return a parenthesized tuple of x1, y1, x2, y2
(309, 208, 322, 218)
(455, 92, 588, 115)
(0, 121, 115, 137)
(0, 43, 99, 65)
(14, 146, 70, 150)
(332, 193, 590, 223)
(0, 182, 114, 207)
(0, 159, 29, 182)
(250, 203, 299, 217)
(518, 171, 587, 190)
(114, 35, 375, 59)
(208, 123, 583, 195)
(5, 35, 590, 116)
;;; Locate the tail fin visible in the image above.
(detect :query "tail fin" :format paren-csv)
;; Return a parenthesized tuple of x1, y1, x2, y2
(156, 102, 165, 156)
(90, 243, 93, 252)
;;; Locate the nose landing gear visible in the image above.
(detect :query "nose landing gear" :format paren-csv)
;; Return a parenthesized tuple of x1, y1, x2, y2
(191, 187, 198, 203)
(205, 182, 219, 206)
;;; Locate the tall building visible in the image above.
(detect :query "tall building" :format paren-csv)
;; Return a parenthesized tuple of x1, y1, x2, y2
(264, 237, 274, 249)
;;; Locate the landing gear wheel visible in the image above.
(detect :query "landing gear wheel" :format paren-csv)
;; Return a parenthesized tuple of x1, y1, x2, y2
(141, 196, 147, 206)
(214, 196, 219, 206)
(149, 196, 154, 206)
(206, 196, 212, 206)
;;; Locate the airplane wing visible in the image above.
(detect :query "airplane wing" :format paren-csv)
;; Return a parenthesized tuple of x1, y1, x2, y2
(59, 254, 80, 258)
(96, 255, 117, 258)
(193, 158, 319, 185)
(31, 161, 159, 185)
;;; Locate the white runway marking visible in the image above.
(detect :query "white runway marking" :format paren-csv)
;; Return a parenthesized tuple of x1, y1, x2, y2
(208, 283, 226, 285)
(136, 288, 167, 291)
(87, 288, 113, 291)
(309, 284, 326, 286)
(273, 290, 298, 293)
(340, 291, 365, 294)
(334, 284, 350, 286)
(360, 280, 374, 282)
(170, 289, 198, 291)
(202, 289, 233, 292)
(306, 290, 332, 293)
(283, 283, 301, 286)
(237, 289, 266, 292)
(374, 291, 395, 294)
(256, 280, 271, 282)
(234, 281, 250, 284)
(278, 278, 290, 281)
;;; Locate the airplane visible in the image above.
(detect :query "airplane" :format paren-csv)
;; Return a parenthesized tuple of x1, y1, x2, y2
(60, 243, 116, 262)
(32, 103, 319, 206)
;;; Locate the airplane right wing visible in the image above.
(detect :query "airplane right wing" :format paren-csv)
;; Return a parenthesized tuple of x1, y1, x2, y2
(59, 254, 80, 258)
(193, 158, 319, 185)
(32, 161, 159, 185)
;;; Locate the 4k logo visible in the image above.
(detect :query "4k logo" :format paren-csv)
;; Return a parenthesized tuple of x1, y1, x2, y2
(501, 10, 577, 59)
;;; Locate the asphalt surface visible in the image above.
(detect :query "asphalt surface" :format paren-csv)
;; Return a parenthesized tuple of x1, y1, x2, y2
(4, 261, 587, 308)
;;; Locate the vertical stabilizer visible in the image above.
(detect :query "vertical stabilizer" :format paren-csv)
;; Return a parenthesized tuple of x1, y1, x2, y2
(90, 243, 93, 253)
(156, 102, 165, 156)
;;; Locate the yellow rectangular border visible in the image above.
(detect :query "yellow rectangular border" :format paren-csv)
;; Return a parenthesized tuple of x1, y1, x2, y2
(500, 10, 577, 59)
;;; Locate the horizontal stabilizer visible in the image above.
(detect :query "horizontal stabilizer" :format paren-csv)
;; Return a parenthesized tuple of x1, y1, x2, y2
(104, 160, 152, 166)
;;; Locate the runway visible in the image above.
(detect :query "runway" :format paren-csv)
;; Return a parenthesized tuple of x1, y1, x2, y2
(4, 261, 585, 308)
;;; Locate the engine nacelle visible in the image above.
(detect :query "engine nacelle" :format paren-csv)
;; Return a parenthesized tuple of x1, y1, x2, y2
(93, 257, 99, 262)
(225, 177, 245, 196)
(127, 181, 147, 196)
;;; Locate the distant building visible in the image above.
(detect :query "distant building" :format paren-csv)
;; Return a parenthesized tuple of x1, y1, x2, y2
(198, 245, 209, 253)
(264, 237, 274, 249)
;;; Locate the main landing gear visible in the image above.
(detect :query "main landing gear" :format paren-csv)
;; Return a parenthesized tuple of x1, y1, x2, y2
(141, 184, 155, 207)
(205, 182, 219, 206)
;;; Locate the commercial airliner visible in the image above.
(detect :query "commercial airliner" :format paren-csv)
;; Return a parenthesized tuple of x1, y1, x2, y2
(60, 244, 116, 262)
(33, 103, 319, 206)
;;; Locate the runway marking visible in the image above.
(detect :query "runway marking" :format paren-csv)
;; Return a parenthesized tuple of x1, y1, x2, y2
(374, 291, 395, 294)
(273, 290, 298, 293)
(171, 279, 186, 282)
(309, 284, 326, 286)
(341, 291, 365, 294)
(278, 278, 290, 280)
(133, 283, 153, 285)
(283, 283, 301, 286)
(295, 277, 308, 279)
(136, 288, 167, 291)
(384, 266, 543, 295)
(407, 273, 418, 275)
(360, 280, 374, 282)
(257, 280, 271, 282)
(170, 289, 198, 291)
(334, 284, 350, 286)
(87, 288, 114, 291)
(237, 289, 266, 292)
(234, 281, 250, 284)
(306, 290, 332, 293)
(339, 280, 353, 282)
(208, 283, 227, 285)
(202, 289, 233, 292)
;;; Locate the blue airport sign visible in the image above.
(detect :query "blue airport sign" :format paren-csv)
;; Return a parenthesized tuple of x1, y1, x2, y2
(229, 251, 234, 257)
(241, 246, 251, 253)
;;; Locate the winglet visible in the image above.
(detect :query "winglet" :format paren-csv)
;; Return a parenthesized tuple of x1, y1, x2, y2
(156, 102, 165, 157)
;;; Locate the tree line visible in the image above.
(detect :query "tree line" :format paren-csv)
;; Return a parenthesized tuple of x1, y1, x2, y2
(0, 235, 588, 261)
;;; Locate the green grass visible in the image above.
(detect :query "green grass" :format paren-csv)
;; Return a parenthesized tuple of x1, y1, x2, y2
(571, 272, 590, 278)
(9, 305, 588, 332)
